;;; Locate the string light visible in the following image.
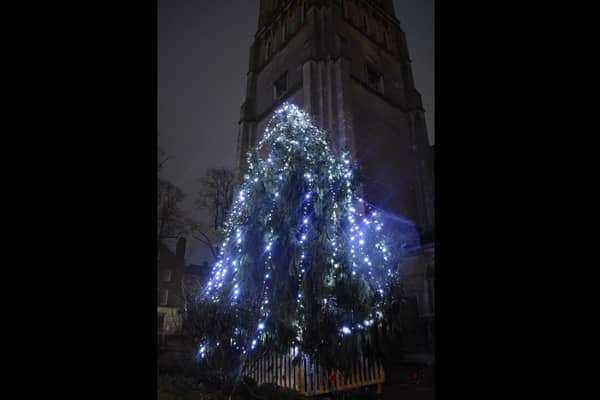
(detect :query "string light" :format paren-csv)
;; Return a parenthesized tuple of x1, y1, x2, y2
(198, 103, 405, 362)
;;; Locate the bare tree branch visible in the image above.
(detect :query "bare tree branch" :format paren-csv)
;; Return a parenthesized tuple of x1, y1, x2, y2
(188, 219, 218, 258)
(157, 156, 170, 171)
(189, 168, 235, 261)
(157, 147, 170, 173)
(195, 168, 235, 231)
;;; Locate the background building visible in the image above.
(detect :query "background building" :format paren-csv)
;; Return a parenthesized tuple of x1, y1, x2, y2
(158, 238, 210, 364)
(236, 0, 434, 374)
(157, 238, 186, 337)
(237, 0, 433, 240)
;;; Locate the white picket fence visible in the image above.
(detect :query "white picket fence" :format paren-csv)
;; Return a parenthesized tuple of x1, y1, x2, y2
(242, 340, 384, 395)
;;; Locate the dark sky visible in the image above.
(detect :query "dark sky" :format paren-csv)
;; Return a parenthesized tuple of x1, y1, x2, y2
(158, 0, 433, 263)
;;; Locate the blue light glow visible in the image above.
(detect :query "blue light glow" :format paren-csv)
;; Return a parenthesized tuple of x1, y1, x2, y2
(199, 103, 405, 357)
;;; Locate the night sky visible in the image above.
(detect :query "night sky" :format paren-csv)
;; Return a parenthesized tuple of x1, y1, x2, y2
(158, 0, 434, 263)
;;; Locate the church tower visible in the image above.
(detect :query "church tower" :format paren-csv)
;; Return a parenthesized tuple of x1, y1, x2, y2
(237, 0, 434, 241)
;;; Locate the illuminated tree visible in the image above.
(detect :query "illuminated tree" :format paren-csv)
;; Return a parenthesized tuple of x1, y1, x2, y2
(194, 104, 405, 375)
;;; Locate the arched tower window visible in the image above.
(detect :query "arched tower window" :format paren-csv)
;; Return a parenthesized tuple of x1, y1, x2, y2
(176, 237, 186, 260)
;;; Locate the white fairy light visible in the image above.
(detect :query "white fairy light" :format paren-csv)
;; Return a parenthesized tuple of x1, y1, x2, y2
(199, 103, 401, 353)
